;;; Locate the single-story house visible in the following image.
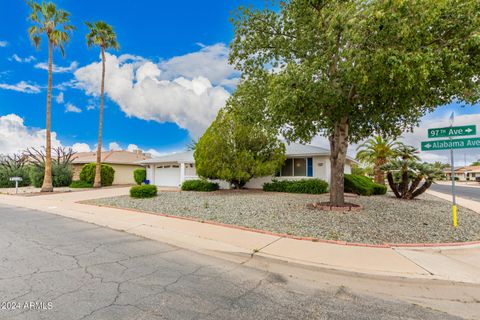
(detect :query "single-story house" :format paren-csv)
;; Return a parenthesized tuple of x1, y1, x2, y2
(444, 165, 480, 181)
(139, 142, 355, 189)
(73, 150, 151, 185)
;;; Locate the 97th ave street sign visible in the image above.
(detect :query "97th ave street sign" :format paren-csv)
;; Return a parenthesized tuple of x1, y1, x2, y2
(421, 137, 480, 151)
(428, 125, 476, 138)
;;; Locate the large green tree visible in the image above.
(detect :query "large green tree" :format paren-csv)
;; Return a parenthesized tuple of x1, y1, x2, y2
(229, 0, 480, 205)
(194, 109, 286, 189)
(356, 136, 401, 185)
(85, 21, 119, 188)
(28, 1, 74, 192)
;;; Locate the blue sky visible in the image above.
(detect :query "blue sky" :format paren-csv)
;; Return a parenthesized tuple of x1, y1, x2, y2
(0, 0, 479, 164)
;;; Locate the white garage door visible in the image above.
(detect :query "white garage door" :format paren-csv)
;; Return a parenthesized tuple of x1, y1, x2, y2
(154, 165, 180, 187)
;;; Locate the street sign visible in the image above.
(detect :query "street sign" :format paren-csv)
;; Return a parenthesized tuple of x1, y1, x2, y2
(421, 137, 480, 151)
(427, 125, 476, 138)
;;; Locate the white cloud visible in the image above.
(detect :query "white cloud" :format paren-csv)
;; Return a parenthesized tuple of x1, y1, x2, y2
(65, 103, 82, 113)
(158, 43, 239, 88)
(127, 144, 139, 152)
(74, 51, 230, 138)
(10, 54, 36, 63)
(86, 105, 95, 111)
(35, 61, 78, 73)
(0, 41, 7, 47)
(0, 81, 41, 94)
(0, 114, 62, 155)
(71, 143, 91, 153)
(55, 92, 64, 104)
(108, 142, 121, 150)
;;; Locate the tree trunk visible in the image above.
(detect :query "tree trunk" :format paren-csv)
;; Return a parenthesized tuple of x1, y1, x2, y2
(373, 158, 386, 185)
(93, 47, 106, 188)
(387, 172, 401, 198)
(41, 39, 54, 192)
(329, 115, 349, 206)
(411, 180, 432, 198)
(400, 169, 409, 198)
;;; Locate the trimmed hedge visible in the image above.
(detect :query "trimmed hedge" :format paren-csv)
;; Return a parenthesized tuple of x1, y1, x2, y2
(263, 179, 329, 194)
(79, 163, 115, 187)
(30, 164, 73, 188)
(181, 179, 219, 192)
(133, 168, 147, 185)
(69, 180, 93, 188)
(130, 185, 157, 198)
(344, 174, 387, 196)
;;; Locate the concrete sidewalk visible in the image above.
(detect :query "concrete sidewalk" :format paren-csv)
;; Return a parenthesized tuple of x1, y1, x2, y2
(0, 188, 479, 284)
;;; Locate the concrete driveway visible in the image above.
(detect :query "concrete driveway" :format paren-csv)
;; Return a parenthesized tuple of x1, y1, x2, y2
(0, 204, 473, 320)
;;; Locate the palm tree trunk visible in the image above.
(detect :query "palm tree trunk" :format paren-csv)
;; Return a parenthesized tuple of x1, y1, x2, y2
(41, 39, 54, 192)
(93, 47, 106, 188)
(329, 115, 349, 206)
(387, 172, 401, 198)
(374, 158, 386, 185)
(411, 180, 433, 198)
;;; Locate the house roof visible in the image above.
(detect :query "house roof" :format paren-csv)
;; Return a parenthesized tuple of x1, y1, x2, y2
(455, 165, 480, 173)
(139, 142, 356, 164)
(73, 150, 151, 165)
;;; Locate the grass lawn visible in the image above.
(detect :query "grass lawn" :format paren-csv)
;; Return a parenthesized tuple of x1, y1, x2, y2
(86, 190, 480, 245)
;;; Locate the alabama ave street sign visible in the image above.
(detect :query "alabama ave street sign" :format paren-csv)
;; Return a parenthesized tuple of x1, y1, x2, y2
(421, 137, 480, 151)
(427, 125, 476, 138)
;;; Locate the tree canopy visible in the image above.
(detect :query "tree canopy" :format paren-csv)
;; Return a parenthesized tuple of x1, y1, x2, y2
(229, 0, 480, 204)
(194, 107, 285, 189)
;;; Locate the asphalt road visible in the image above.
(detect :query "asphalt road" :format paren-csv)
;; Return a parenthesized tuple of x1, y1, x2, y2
(0, 204, 473, 320)
(430, 184, 480, 201)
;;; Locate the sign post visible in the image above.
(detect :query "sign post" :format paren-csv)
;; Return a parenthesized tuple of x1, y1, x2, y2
(9, 177, 23, 194)
(448, 113, 457, 228)
(421, 113, 479, 228)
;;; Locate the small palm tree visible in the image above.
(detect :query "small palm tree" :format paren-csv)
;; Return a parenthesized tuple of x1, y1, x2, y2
(28, 1, 74, 192)
(356, 136, 402, 185)
(383, 160, 443, 199)
(85, 21, 119, 188)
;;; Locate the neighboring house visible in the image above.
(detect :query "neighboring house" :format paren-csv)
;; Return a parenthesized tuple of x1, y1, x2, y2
(73, 150, 151, 185)
(444, 166, 480, 181)
(139, 142, 356, 189)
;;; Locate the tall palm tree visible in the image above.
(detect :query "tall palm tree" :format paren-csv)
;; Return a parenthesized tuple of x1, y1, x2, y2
(28, 1, 74, 192)
(356, 135, 402, 185)
(85, 21, 119, 188)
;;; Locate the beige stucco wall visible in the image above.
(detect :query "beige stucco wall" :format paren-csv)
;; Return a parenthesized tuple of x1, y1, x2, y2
(73, 163, 142, 185)
(244, 156, 354, 189)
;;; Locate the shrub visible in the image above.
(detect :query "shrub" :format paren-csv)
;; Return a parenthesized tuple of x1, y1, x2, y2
(263, 179, 329, 194)
(0, 154, 31, 188)
(344, 174, 386, 196)
(69, 180, 93, 188)
(0, 166, 31, 188)
(30, 164, 73, 188)
(181, 179, 219, 192)
(133, 168, 146, 185)
(372, 183, 387, 195)
(130, 185, 157, 198)
(79, 163, 115, 186)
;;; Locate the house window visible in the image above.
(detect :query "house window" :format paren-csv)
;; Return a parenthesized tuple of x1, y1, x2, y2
(281, 159, 293, 176)
(294, 158, 306, 176)
(279, 157, 313, 177)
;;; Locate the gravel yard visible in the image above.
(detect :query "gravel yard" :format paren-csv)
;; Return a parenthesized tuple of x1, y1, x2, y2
(86, 190, 480, 245)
